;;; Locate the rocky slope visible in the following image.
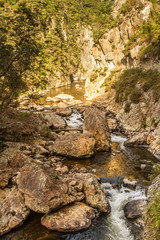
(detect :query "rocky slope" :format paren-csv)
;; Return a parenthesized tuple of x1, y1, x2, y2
(77, 0, 160, 160)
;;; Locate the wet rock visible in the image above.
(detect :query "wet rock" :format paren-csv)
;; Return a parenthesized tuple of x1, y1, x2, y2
(83, 108, 110, 151)
(56, 108, 73, 117)
(41, 202, 95, 232)
(123, 178, 137, 190)
(17, 163, 85, 214)
(124, 132, 149, 147)
(75, 173, 110, 213)
(0, 187, 30, 236)
(40, 112, 66, 129)
(48, 133, 95, 158)
(124, 200, 146, 220)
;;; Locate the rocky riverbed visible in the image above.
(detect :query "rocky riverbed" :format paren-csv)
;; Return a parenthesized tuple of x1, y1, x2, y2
(0, 85, 160, 239)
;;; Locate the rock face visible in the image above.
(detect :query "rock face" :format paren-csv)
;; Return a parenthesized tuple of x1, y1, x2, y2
(40, 112, 66, 129)
(75, 173, 110, 213)
(124, 200, 146, 220)
(83, 108, 110, 151)
(48, 133, 95, 158)
(17, 163, 84, 213)
(0, 187, 30, 236)
(41, 202, 95, 232)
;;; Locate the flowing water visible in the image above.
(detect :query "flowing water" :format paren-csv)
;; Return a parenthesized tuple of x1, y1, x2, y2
(1, 82, 158, 240)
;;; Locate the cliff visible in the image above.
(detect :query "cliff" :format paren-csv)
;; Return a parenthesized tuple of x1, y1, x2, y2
(80, 0, 160, 160)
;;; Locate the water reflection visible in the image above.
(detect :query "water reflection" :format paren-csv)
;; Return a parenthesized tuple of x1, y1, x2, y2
(65, 139, 157, 184)
(34, 81, 87, 105)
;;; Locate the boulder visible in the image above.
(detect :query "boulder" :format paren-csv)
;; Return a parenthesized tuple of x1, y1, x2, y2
(124, 200, 146, 220)
(41, 202, 95, 232)
(0, 148, 31, 189)
(48, 133, 95, 158)
(17, 163, 84, 213)
(75, 173, 110, 213)
(107, 118, 118, 131)
(40, 112, 66, 129)
(83, 108, 110, 151)
(0, 187, 30, 236)
(124, 132, 149, 147)
(56, 108, 73, 117)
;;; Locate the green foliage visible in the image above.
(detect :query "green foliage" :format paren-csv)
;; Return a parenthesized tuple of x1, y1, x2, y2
(151, 118, 160, 128)
(148, 190, 160, 239)
(130, 88, 142, 104)
(103, 71, 116, 92)
(120, 0, 144, 15)
(40, 125, 51, 137)
(141, 118, 147, 129)
(124, 101, 131, 113)
(149, 163, 160, 181)
(16, 111, 33, 119)
(0, 0, 114, 110)
(123, 0, 160, 58)
(114, 68, 160, 104)
(90, 72, 98, 82)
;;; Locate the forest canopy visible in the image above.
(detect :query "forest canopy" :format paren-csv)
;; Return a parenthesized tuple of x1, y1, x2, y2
(0, 0, 114, 110)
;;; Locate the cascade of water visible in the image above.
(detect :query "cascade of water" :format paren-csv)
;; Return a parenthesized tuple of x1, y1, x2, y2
(111, 134, 128, 151)
(65, 110, 84, 128)
(101, 183, 146, 240)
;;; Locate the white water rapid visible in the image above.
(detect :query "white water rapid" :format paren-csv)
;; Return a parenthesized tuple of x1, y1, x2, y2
(65, 110, 84, 128)
(101, 183, 147, 240)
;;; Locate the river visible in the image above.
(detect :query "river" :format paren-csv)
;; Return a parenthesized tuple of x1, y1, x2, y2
(1, 82, 158, 240)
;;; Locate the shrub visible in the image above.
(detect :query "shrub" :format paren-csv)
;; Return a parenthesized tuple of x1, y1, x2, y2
(130, 88, 142, 104)
(141, 119, 147, 129)
(114, 68, 160, 104)
(124, 101, 131, 113)
(90, 72, 98, 82)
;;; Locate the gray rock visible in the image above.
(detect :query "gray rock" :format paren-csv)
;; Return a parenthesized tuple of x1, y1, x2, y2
(124, 200, 146, 220)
